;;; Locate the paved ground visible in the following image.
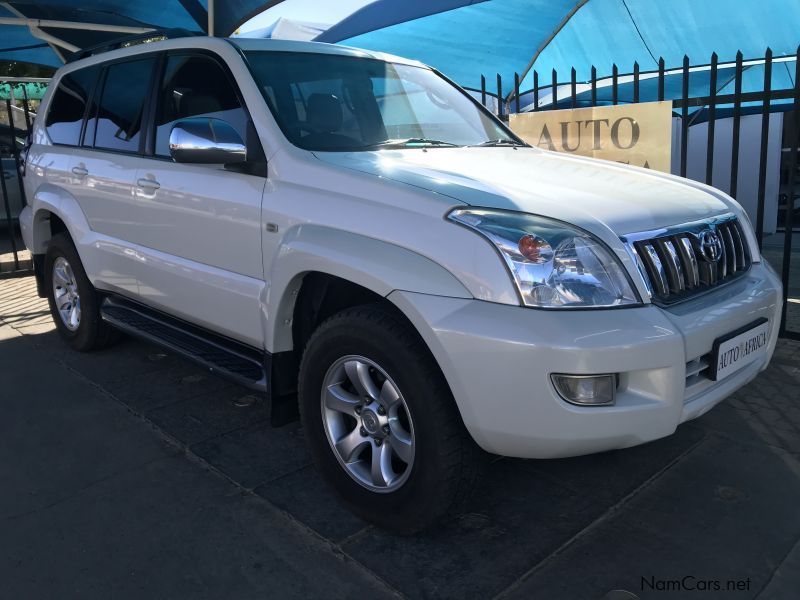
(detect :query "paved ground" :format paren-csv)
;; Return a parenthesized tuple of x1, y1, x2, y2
(2, 273, 800, 600)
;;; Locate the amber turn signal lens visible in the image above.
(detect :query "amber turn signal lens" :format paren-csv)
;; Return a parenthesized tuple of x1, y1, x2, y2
(518, 234, 553, 263)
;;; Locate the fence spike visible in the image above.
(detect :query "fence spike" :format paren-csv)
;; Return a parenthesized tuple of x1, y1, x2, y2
(755, 48, 773, 244)
(496, 73, 503, 117)
(706, 52, 719, 185)
(680, 56, 690, 177)
(570, 67, 577, 108)
(730, 50, 744, 198)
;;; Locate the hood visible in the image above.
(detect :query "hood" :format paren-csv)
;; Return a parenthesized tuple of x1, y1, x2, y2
(313, 147, 733, 236)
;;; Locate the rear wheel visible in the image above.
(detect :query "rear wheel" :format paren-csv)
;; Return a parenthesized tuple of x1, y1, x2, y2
(44, 233, 118, 351)
(299, 304, 483, 533)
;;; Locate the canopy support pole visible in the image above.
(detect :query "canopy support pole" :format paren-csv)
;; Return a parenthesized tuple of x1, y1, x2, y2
(0, 17, 154, 34)
(208, 0, 215, 36)
(0, 2, 75, 62)
(28, 26, 79, 54)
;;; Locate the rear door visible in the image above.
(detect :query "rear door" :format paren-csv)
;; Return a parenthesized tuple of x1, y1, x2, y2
(132, 52, 266, 347)
(73, 57, 155, 243)
(40, 66, 98, 196)
(65, 56, 157, 296)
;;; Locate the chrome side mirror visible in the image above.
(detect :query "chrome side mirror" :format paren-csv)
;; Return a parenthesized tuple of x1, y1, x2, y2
(169, 118, 247, 164)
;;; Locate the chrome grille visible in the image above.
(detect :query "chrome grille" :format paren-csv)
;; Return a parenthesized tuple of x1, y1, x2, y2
(627, 216, 752, 305)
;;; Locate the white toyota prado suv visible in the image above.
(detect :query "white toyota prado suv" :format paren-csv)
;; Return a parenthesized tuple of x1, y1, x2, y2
(20, 35, 781, 532)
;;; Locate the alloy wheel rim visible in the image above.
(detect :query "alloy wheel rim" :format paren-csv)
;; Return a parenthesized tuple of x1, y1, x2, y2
(52, 256, 81, 331)
(320, 355, 415, 493)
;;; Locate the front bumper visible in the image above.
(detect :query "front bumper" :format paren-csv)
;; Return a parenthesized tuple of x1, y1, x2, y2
(389, 262, 782, 459)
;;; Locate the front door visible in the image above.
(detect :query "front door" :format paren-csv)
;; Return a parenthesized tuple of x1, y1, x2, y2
(132, 53, 266, 348)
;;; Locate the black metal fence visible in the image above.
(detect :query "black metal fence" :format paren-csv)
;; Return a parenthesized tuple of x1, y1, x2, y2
(475, 48, 800, 340)
(0, 79, 41, 274)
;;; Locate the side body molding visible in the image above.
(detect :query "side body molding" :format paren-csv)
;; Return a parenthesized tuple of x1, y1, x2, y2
(264, 224, 473, 353)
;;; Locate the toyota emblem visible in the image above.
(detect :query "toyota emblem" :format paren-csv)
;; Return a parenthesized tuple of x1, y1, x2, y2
(698, 229, 723, 262)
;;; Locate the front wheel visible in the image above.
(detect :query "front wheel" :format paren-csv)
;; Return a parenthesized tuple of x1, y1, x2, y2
(298, 304, 483, 533)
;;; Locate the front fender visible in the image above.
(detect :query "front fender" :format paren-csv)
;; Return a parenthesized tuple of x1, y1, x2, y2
(265, 224, 472, 353)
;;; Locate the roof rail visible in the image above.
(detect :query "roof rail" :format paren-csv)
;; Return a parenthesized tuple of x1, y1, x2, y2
(67, 28, 204, 63)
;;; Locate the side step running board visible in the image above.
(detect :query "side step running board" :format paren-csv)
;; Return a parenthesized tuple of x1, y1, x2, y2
(100, 295, 268, 392)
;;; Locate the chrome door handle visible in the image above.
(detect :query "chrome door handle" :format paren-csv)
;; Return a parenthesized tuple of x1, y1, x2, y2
(137, 178, 160, 191)
(71, 166, 88, 177)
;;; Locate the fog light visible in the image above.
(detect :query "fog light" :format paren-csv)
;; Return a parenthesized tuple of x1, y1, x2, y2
(551, 374, 617, 406)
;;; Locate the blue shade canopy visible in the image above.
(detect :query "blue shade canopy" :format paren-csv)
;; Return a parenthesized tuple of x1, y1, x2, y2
(0, 0, 288, 67)
(317, 0, 490, 42)
(319, 0, 800, 96)
(318, 0, 584, 93)
(1, 22, 62, 67)
(527, 0, 800, 87)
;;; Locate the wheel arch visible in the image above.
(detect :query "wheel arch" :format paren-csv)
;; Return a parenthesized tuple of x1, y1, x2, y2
(268, 269, 461, 428)
(266, 224, 472, 355)
(265, 225, 473, 422)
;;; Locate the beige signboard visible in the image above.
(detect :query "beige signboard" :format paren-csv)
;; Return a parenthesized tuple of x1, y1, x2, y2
(509, 101, 673, 173)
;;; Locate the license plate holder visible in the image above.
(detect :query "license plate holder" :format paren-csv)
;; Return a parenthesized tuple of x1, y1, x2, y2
(710, 318, 770, 381)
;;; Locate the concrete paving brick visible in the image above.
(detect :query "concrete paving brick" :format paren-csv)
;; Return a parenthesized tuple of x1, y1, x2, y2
(758, 537, 800, 599)
(146, 386, 271, 446)
(102, 357, 240, 413)
(191, 421, 312, 490)
(254, 465, 369, 544)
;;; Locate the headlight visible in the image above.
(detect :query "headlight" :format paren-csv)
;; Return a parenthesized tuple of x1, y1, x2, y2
(449, 208, 640, 308)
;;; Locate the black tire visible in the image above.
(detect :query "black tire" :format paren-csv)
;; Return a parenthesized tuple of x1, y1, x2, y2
(44, 232, 119, 351)
(298, 304, 483, 533)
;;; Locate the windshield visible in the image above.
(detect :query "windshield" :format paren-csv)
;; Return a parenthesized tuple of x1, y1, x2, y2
(243, 51, 520, 151)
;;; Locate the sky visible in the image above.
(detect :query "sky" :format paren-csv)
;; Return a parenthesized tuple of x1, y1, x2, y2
(237, 0, 373, 32)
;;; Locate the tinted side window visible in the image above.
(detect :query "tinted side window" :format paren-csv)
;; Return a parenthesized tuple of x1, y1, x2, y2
(154, 55, 247, 157)
(45, 66, 100, 145)
(91, 58, 155, 152)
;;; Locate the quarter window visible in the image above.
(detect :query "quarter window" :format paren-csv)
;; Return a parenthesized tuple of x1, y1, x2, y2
(45, 66, 100, 146)
(90, 58, 154, 152)
(154, 55, 247, 157)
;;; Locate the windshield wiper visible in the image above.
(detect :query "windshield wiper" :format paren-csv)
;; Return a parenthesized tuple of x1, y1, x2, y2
(364, 138, 460, 149)
(471, 139, 527, 147)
